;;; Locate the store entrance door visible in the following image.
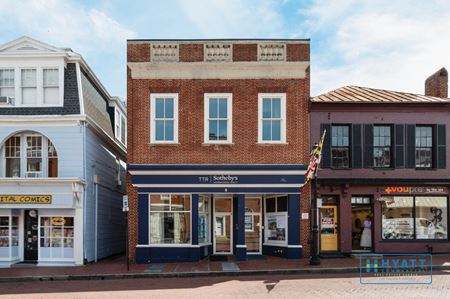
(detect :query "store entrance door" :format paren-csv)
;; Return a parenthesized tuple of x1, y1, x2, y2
(320, 205, 339, 251)
(24, 210, 38, 262)
(213, 197, 233, 255)
(351, 196, 373, 251)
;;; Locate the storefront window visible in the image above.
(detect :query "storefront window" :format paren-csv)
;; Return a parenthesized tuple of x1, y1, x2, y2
(198, 196, 210, 244)
(382, 196, 448, 240)
(40, 217, 74, 259)
(415, 197, 447, 239)
(265, 195, 288, 244)
(0, 217, 9, 248)
(150, 194, 191, 244)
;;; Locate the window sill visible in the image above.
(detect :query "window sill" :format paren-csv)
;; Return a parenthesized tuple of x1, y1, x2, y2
(263, 242, 288, 247)
(415, 167, 437, 171)
(329, 167, 352, 170)
(202, 142, 234, 146)
(380, 239, 448, 243)
(149, 143, 180, 146)
(257, 142, 288, 146)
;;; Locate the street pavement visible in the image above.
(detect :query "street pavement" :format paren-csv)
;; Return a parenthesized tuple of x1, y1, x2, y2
(0, 271, 449, 298)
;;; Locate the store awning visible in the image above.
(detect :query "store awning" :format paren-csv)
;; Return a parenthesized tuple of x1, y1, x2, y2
(128, 164, 307, 193)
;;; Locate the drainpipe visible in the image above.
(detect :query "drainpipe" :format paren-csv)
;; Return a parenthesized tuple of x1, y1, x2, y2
(94, 174, 99, 263)
(82, 121, 87, 263)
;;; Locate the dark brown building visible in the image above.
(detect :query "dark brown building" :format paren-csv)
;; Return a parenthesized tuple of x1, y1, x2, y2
(310, 71, 450, 255)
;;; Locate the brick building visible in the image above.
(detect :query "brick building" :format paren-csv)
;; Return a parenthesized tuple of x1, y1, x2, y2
(127, 39, 311, 263)
(310, 68, 450, 255)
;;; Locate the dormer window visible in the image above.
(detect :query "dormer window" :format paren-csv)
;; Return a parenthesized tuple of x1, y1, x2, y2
(43, 68, 59, 105)
(21, 68, 37, 105)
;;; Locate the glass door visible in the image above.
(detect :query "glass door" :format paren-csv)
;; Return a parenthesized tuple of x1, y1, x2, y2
(213, 197, 232, 254)
(24, 210, 38, 261)
(245, 197, 262, 254)
(320, 205, 339, 251)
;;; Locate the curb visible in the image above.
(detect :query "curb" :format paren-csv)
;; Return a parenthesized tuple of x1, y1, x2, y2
(0, 265, 448, 283)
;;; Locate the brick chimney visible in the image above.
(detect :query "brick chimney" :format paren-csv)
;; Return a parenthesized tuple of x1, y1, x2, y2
(425, 67, 448, 98)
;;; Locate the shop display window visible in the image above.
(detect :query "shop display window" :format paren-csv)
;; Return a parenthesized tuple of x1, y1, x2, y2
(150, 194, 191, 244)
(39, 217, 74, 259)
(198, 196, 210, 244)
(0, 216, 19, 258)
(265, 195, 288, 244)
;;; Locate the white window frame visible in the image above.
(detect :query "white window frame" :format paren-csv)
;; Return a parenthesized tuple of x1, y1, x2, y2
(264, 195, 288, 246)
(42, 68, 60, 105)
(150, 93, 179, 144)
(20, 68, 37, 106)
(204, 93, 233, 144)
(114, 108, 127, 146)
(258, 93, 287, 144)
(0, 68, 15, 100)
(148, 194, 192, 246)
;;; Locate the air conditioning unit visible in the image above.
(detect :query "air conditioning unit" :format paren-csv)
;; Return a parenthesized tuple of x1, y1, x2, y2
(0, 96, 13, 105)
(25, 171, 43, 178)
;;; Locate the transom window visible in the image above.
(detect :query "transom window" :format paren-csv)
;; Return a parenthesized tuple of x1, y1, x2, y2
(1, 133, 58, 178)
(373, 125, 392, 168)
(416, 126, 433, 168)
(204, 93, 232, 143)
(150, 94, 178, 143)
(331, 125, 350, 168)
(0, 69, 15, 100)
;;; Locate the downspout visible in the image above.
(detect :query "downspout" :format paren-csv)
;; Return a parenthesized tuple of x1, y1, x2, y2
(94, 178, 98, 263)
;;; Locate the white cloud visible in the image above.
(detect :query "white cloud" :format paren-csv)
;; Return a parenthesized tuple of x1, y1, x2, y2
(304, 0, 450, 96)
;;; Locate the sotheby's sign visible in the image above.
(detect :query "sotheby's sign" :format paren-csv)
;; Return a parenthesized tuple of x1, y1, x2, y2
(198, 175, 239, 184)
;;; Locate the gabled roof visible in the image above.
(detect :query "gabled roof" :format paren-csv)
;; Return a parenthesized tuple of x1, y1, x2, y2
(0, 36, 69, 56)
(311, 86, 450, 104)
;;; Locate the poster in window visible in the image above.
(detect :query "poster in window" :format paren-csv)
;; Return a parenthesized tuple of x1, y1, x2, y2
(267, 215, 286, 241)
(245, 215, 253, 232)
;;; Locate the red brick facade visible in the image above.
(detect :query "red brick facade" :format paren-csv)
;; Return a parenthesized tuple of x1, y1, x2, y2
(127, 40, 311, 262)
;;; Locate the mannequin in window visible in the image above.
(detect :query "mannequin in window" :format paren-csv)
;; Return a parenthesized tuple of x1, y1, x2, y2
(360, 215, 372, 249)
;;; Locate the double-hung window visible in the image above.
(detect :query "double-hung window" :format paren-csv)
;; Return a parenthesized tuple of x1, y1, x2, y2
(26, 136, 42, 178)
(416, 126, 433, 168)
(331, 125, 350, 168)
(5, 136, 21, 177)
(0, 69, 14, 100)
(204, 93, 232, 143)
(43, 68, 59, 104)
(258, 93, 286, 143)
(373, 125, 392, 168)
(21, 68, 37, 105)
(150, 94, 178, 144)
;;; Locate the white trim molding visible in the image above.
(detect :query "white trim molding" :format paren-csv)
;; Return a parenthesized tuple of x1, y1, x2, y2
(258, 93, 287, 144)
(150, 93, 179, 144)
(204, 93, 233, 144)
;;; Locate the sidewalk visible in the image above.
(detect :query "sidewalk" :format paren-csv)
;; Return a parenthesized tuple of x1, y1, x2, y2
(0, 254, 449, 282)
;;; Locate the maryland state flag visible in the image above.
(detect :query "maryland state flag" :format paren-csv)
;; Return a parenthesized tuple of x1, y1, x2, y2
(305, 129, 326, 183)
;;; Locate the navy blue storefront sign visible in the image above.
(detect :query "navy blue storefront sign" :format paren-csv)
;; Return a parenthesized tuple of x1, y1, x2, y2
(128, 164, 307, 193)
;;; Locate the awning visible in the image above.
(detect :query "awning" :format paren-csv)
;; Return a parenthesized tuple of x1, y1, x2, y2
(128, 164, 307, 193)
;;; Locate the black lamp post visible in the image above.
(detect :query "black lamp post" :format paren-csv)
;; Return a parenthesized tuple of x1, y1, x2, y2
(309, 143, 321, 265)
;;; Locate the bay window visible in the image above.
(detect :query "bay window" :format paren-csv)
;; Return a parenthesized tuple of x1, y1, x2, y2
(381, 196, 447, 240)
(150, 194, 191, 244)
(265, 195, 288, 244)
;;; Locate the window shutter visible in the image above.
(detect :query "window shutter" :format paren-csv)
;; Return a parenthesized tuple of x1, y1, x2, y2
(394, 124, 405, 168)
(405, 124, 416, 168)
(320, 123, 331, 168)
(363, 124, 373, 168)
(437, 124, 446, 169)
(352, 124, 362, 168)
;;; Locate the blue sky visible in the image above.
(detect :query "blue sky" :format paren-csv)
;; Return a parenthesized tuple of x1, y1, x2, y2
(1, 0, 449, 100)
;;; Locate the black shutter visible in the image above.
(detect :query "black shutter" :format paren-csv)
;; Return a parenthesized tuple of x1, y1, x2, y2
(320, 123, 332, 168)
(394, 124, 405, 168)
(405, 124, 416, 168)
(437, 124, 446, 169)
(363, 124, 373, 168)
(352, 124, 362, 168)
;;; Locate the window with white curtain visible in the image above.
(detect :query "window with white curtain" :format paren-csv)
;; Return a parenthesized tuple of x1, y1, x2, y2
(43, 68, 59, 104)
(21, 69, 37, 104)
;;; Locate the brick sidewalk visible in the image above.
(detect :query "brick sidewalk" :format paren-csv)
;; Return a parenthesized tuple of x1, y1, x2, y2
(0, 254, 449, 279)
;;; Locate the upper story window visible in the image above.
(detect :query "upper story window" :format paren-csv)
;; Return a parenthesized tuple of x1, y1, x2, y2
(43, 68, 59, 105)
(150, 93, 178, 144)
(373, 125, 392, 168)
(21, 69, 37, 105)
(0, 69, 15, 101)
(416, 126, 433, 168)
(204, 93, 232, 143)
(2, 133, 58, 178)
(0, 66, 62, 107)
(258, 93, 286, 143)
(331, 125, 350, 168)
(115, 108, 127, 146)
